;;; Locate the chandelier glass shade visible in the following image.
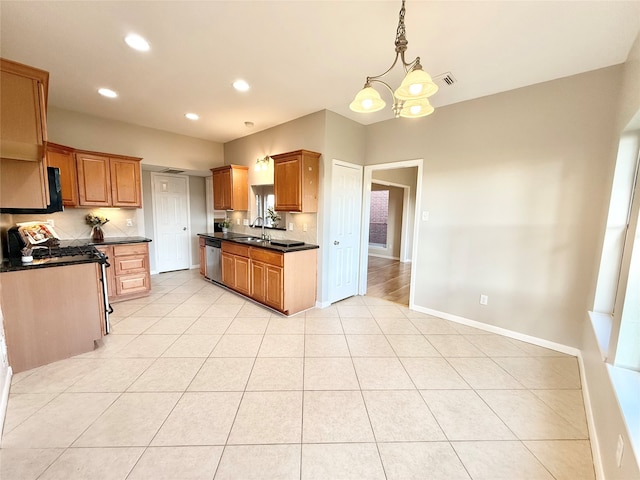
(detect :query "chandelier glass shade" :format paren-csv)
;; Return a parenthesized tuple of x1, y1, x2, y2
(350, 0, 438, 119)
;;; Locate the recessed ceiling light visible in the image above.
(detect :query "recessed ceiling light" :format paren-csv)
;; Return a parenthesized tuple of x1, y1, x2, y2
(98, 88, 118, 98)
(233, 80, 250, 92)
(185, 113, 199, 120)
(124, 33, 150, 51)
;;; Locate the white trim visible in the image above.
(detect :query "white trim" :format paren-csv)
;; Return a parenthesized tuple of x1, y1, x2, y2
(190, 264, 200, 270)
(577, 353, 605, 480)
(315, 300, 332, 309)
(367, 253, 400, 261)
(411, 304, 580, 357)
(0, 366, 13, 445)
(150, 172, 192, 274)
(150, 270, 159, 276)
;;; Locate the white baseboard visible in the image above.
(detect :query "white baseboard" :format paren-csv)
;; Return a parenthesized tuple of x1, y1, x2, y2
(410, 304, 580, 357)
(368, 253, 400, 261)
(190, 264, 200, 270)
(315, 300, 332, 309)
(0, 366, 13, 445)
(150, 270, 159, 276)
(577, 352, 605, 480)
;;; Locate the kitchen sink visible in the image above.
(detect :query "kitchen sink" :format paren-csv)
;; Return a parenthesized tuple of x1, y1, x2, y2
(235, 237, 267, 243)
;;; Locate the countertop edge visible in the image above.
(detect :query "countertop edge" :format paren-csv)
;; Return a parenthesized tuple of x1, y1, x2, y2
(198, 233, 319, 253)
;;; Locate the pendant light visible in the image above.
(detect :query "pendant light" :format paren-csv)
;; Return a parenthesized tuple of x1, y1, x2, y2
(349, 0, 438, 119)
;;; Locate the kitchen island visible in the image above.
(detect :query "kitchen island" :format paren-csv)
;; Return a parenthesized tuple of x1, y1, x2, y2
(0, 248, 106, 373)
(198, 233, 319, 316)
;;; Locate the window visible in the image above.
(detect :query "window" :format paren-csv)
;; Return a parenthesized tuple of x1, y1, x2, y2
(369, 189, 389, 248)
(595, 130, 640, 371)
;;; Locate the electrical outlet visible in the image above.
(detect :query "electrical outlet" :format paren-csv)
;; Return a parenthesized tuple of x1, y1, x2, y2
(126, 218, 133, 227)
(236, 218, 240, 225)
(616, 435, 624, 467)
(480, 294, 488, 305)
(303, 223, 307, 232)
(243, 219, 249, 226)
(289, 222, 294, 231)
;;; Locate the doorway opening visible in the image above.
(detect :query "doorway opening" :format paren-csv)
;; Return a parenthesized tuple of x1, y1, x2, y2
(359, 160, 423, 308)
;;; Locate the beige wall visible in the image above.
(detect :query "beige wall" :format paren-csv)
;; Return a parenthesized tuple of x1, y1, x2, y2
(366, 65, 622, 348)
(47, 107, 224, 172)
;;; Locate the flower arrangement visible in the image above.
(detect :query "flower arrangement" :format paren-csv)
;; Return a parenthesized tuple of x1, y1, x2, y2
(85, 213, 110, 227)
(218, 217, 232, 230)
(266, 207, 281, 227)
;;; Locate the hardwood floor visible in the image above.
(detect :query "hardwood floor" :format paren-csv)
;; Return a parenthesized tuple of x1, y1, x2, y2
(366, 255, 411, 305)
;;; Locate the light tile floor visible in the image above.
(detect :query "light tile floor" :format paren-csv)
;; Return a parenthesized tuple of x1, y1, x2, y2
(1, 269, 596, 479)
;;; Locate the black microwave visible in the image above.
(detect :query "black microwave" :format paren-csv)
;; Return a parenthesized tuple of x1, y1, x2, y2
(0, 167, 64, 214)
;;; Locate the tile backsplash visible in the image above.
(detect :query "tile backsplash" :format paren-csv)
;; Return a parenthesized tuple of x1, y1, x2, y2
(9, 207, 144, 240)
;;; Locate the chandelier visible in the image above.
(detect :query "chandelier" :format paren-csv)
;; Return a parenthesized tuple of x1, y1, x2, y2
(349, 0, 438, 119)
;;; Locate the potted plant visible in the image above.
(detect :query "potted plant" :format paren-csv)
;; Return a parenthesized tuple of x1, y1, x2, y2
(218, 217, 232, 233)
(86, 213, 109, 242)
(266, 207, 281, 228)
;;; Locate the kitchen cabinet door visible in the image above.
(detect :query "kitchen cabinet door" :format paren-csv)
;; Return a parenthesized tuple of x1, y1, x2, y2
(0, 59, 50, 209)
(46, 143, 78, 206)
(0, 58, 48, 162)
(110, 157, 141, 207)
(272, 150, 320, 213)
(199, 237, 206, 277)
(211, 165, 249, 211)
(264, 264, 284, 310)
(251, 261, 266, 303)
(76, 152, 112, 206)
(222, 252, 236, 287)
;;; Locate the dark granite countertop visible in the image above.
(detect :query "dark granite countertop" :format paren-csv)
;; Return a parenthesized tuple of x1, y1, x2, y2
(1, 237, 150, 273)
(64, 236, 152, 247)
(197, 233, 319, 253)
(1, 254, 102, 273)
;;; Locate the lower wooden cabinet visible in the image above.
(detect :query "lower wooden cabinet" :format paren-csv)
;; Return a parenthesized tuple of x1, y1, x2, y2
(222, 243, 251, 295)
(221, 241, 316, 315)
(1, 263, 103, 373)
(199, 237, 206, 276)
(96, 242, 150, 303)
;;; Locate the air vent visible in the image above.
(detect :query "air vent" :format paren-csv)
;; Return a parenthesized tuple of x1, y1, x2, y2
(433, 72, 456, 87)
(160, 168, 185, 174)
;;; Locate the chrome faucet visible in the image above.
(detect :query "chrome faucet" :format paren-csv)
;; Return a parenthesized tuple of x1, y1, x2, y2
(252, 216, 267, 240)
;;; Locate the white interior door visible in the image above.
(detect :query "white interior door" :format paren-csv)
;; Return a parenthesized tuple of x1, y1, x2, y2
(329, 161, 363, 303)
(152, 173, 191, 273)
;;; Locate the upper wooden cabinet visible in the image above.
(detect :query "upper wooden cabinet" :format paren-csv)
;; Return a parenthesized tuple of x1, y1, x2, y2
(272, 149, 320, 212)
(76, 151, 142, 208)
(0, 58, 49, 162)
(0, 59, 50, 209)
(211, 165, 249, 210)
(46, 143, 79, 206)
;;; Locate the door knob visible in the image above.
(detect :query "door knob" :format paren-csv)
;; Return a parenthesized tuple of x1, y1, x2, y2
(183, 227, 187, 231)
(334, 240, 340, 245)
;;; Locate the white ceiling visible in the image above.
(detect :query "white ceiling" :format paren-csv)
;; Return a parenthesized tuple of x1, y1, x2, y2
(2, 1, 639, 144)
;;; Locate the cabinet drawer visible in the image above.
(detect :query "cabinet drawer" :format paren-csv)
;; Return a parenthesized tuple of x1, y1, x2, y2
(250, 248, 284, 267)
(114, 254, 148, 275)
(222, 242, 249, 257)
(113, 243, 148, 256)
(116, 273, 149, 296)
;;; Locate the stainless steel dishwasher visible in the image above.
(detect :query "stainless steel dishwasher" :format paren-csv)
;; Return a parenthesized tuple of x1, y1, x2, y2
(204, 237, 222, 283)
